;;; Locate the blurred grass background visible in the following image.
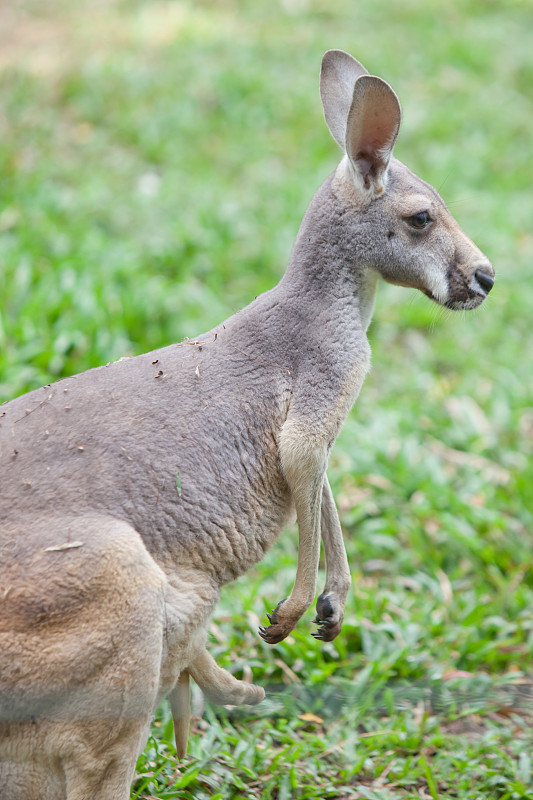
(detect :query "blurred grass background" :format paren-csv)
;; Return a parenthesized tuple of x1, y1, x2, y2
(1, 0, 533, 797)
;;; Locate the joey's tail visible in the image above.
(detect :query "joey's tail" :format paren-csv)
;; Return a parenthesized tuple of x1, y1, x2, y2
(170, 670, 190, 759)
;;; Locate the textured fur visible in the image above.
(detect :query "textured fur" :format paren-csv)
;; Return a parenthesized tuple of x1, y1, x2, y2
(0, 50, 493, 798)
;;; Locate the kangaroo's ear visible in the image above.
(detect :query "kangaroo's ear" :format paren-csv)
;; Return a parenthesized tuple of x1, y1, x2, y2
(345, 75, 401, 195)
(320, 49, 369, 149)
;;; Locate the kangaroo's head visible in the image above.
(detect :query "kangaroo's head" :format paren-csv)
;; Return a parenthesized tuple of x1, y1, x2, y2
(320, 49, 494, 310)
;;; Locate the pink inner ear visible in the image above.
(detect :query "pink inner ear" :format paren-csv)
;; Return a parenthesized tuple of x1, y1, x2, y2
(360, 113, 396, 158)
(346, 76, 401, 189)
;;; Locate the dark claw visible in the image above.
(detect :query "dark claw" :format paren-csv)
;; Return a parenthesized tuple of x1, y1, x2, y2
(258, 624, 289, 644)
(258, 597, 291, 644)
(312, 593, 343, 642)
(312, 622, 328, 641)
(311, 618, 342, 642)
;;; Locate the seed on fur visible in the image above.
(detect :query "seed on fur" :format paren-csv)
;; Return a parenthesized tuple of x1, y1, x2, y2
(44, 541, 84, 552)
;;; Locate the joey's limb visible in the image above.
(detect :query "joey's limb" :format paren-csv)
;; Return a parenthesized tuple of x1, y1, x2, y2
(188, 649, 265, 705)
(312, 475, 351, 641)
(171, 652, 264, 760)
(259, 423, 325, 644)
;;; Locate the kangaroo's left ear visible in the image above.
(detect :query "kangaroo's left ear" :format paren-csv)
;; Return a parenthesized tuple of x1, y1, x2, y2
(345, 75, 402, 196)
(320, 49, 369, 150)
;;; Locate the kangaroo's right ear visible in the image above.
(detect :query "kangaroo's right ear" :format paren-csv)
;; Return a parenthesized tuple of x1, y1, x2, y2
(345, 75, 401, 195)
(320, 49, 369, 149)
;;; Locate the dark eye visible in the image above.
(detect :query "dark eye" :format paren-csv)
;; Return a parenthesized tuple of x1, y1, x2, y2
(408, 211, 432, 229)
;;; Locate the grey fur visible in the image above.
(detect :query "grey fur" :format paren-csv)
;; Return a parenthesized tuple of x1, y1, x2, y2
(320, 48, 368, 149)
(0, 50, 493, 798)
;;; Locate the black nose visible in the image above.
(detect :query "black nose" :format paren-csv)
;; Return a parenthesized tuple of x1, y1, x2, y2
(475, 269, 494, 294)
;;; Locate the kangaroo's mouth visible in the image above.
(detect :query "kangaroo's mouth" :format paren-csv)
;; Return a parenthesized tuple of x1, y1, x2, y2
(423, 287, 488, 311)
(423, 264, 494, 311)
(445, 295, 487, 311)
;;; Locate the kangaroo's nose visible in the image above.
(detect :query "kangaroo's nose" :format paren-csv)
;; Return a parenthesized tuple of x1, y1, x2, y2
(475, 269, 494, 294)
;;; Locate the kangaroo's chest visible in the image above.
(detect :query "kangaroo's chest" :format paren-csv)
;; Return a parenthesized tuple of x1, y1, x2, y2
(116, 372, 294, 584)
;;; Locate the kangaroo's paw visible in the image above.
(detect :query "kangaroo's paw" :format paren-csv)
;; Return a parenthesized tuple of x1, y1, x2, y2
(258, 597, 296, 644)
(311, 592, 343, 642)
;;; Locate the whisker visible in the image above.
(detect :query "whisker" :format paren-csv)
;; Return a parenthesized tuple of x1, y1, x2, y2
(436, 169, 455, 195)
(429, 305, 445, 331)
(446, 197, 476, 207)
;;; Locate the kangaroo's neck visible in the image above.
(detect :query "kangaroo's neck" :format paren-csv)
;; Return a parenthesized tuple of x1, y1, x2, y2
(281, 171, 378, 333)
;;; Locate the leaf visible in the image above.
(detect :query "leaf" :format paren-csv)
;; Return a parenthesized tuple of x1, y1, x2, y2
(420, 755, 439, 800)
(176, 472, 182, 497)
(298, 712, 324, 724)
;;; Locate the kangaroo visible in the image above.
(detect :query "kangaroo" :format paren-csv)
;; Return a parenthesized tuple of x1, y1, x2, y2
(0, 50, 493, 799)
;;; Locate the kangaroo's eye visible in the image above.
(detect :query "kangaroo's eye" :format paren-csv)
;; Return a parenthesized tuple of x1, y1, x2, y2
(408, 211, 432, 229)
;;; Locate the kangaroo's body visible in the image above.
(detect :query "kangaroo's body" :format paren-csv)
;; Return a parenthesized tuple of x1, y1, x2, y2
(0, 51, 493, 799)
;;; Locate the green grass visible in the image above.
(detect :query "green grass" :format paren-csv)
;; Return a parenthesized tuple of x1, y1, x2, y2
(2, 0, 533, 797)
